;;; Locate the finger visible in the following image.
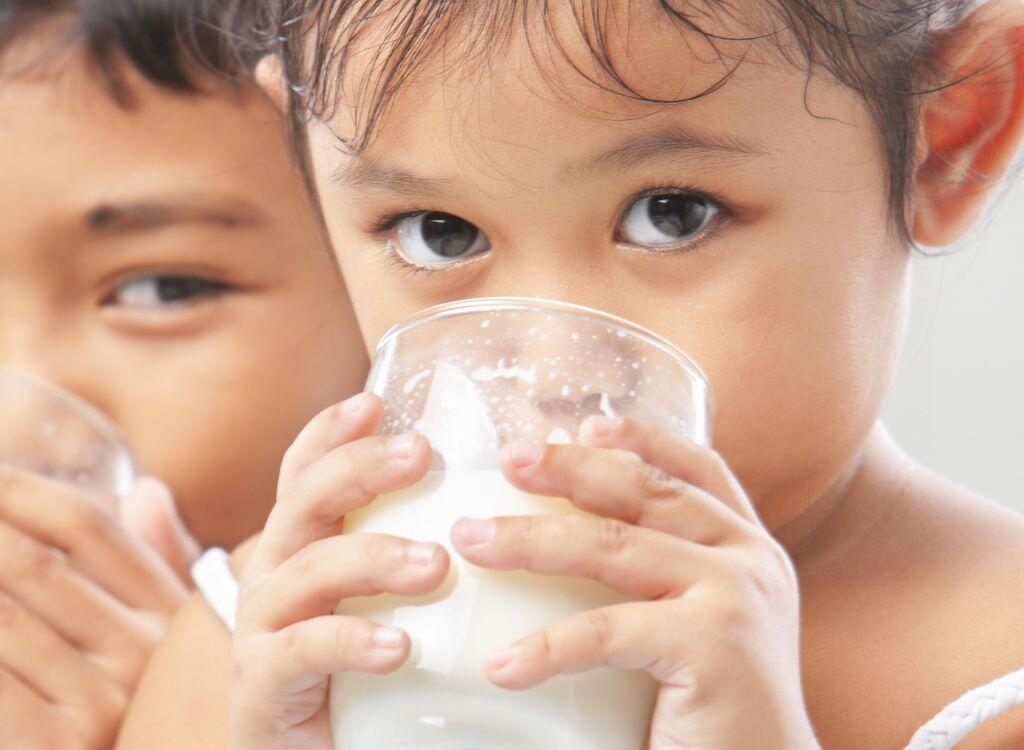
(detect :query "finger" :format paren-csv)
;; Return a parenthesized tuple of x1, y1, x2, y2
(452, 514, 719, 599)
(498, 440, 749, 544)
(241, 534, 449, 632)
(276, 393, 382, 495)
(238, 616, 409, 701)
(0, 521, 155, 665)
(0, 466, 187, 612)
(483, 600, 692, 690)
(248, 433, 431, 582)
(0, 666, 53, 747)
(0, 591, 122, 710)
(580, 417, 758, 522)
(120, 477, 201, 586)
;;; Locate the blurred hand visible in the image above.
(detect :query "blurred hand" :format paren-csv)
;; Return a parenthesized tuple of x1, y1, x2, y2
(0, 468, 195, 749)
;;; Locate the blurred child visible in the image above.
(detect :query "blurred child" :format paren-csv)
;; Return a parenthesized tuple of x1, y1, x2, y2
(0, 1, 368, 746)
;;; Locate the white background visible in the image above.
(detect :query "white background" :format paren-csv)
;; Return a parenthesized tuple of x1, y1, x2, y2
(882, 179, 1023, 510)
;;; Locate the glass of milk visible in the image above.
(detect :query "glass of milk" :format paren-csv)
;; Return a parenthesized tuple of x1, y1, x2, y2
(332, 297, 712, 750)
(0, 370, 136, 504)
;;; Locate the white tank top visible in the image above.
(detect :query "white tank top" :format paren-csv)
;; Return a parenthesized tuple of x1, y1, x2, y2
(191, 547, 1024, 750)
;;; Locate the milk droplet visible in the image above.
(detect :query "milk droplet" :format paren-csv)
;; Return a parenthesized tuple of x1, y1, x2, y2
(403, 369, 432, 395)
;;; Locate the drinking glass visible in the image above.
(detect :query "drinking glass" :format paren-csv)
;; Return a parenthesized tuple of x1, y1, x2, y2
(0, 370, 136, 504)
(331, 298, 712, 750)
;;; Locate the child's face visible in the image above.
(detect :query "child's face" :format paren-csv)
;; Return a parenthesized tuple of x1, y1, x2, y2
(302, 7, 911, 528)
(0, 43, 368, 547)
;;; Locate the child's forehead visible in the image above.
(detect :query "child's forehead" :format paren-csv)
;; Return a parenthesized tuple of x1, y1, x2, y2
(323, 20, 873, 195)
(320, 2, 873, 179)
(328, 1, 762, 130)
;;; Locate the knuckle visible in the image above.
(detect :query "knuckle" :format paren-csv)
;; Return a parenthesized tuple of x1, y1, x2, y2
(633, 462, 679, 504)
(66, 497, 116, 541)
(530, 627, 555, 665)
(594, 517, 632, 556)
(277, 624, 303, 663)
(9, 537, 63, 580)
(583, 608, 615, 653)
(700, 590, 757, 637)
(746, 537, 798, 594)
(303, 489, 346, 528)
(713, 543, 797, 615)
(330, 621, 359, 662)
(509, 514, 540, 548)
(360, 534, 401, 575)
(283, 543, 319, 583)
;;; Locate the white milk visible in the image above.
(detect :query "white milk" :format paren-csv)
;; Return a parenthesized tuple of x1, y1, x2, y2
(330, 469, 658, 749)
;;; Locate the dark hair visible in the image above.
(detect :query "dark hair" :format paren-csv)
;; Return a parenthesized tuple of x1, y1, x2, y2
(217, 0, 1013, 243)
(0, 0, 240, 103)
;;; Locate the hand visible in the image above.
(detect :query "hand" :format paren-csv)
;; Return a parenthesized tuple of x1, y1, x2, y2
(230, 393, 450, 750)
(450, 416, 819, 750)
(0, 468, 193, 749)
(120, 477, 201, 585)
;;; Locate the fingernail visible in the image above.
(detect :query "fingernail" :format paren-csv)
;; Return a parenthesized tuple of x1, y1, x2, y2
(508, 441, 542, 468)
(485, 645, 519, 671)
(587, 416, 622, 438)
(386, 433, 418, 460)
(455, 517, 495, 546)
(341, 392, 372, 415)
(372, 626, 406, 649)
(407, 542, 439, 566)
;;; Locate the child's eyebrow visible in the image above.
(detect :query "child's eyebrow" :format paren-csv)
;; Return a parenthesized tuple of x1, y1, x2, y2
(331, 158, 454, 197)
(85, 196, 266, 235)
(330, 125, 766, 197)
(566, 125, 769, 177)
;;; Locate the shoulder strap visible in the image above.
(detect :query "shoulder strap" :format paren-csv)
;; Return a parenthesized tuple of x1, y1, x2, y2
(904, 667, 1024, 749)
(190, 547, 239, 632)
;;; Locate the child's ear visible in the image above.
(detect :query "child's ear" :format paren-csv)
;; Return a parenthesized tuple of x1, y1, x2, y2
(911, 1, 1024, 248)
(255, 54, 290, 114)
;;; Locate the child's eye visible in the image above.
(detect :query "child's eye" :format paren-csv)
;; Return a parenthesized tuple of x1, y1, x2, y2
(617, 192, 721, 250)
(391, 212, 491, 268)
(104, 275, 230, 309)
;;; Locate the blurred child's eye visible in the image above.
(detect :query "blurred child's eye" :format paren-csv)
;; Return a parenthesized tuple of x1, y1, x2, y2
(391, 212, 491, 268)
(105, 275, 230, 309)
(617, 192, 721, 250)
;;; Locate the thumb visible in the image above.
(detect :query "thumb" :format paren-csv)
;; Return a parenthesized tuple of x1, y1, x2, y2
(120, 477, 201, 587)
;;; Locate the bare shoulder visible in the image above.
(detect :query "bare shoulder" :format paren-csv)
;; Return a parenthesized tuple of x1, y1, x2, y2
(801, 464, 1024, 749)
(910, 477, 1024, 750)
(116, 536, 260, 750)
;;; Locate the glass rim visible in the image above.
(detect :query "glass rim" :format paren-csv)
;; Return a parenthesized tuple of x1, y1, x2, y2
(374, 297, 712, 391)
(0, 369, 138, 473)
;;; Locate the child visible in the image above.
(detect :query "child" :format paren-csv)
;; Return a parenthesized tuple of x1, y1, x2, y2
(0, 1, 368, 747)
(121, 1, 1024, 749)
